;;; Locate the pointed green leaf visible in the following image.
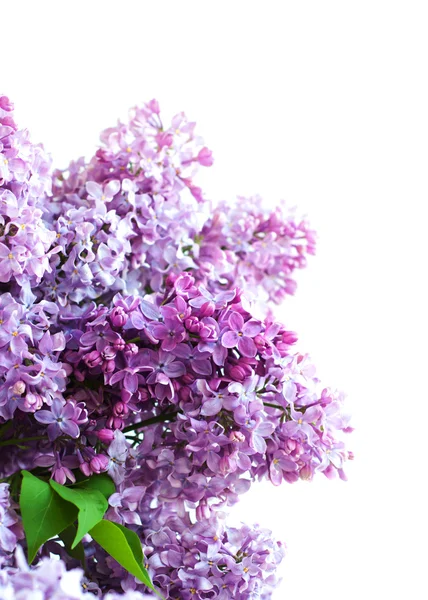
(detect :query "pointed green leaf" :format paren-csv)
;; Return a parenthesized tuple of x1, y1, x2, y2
(59, 524, 86, 564)
(20, 470, 77, 563)
(74, 473, 115, 499)
(90, 520, 162, 597)
(50, 479, 108, 549)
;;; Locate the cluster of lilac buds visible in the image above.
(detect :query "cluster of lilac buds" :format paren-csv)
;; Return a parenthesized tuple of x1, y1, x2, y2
(0, 95, 352, 599)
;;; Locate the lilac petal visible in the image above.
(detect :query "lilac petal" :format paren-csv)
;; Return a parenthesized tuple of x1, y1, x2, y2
(109, 371, 125, 386)
(34, 410, 56, 424)
(278, 456, 298, 471)
(10, 336, 28, 354)
(47, 423, 62, 442)
(236, 452, 251, 470)
(140, 300, 161, 321)
(172, 343, 191, 359)
(161, 337, 177, 352)
(237, 336, 257, 357)
(213, 343, 227, 366)
(257, 421, 275, 436)
(86, 181, 102, 200)
(105, 180, 120, 197)
(62, 403, 77, 420)
(242, 319, 262, 337)
(123, 486, 146, 503)
(129, 311, 146, 329)
(201, 397, 222, 416)
(222, 331, 239, 348)
(270, 464, 283, 486)
(80, 331, 98, 347)
(60, 420, 80, 438)
(151, 323, 168, 339)
(0, 526, 17, 552)
(123, 511, 142, 525)
(191, 358, 212, 376)
(163, 361, 186, 378)
(0, 329, 11, 346)
(250, 432, 267, 454)
(223, 395, 240, 410)
(228, 311, 244, 332)
(303, 406, 323, 423)
(124, 372, 138, 393)
(156, 373, 170, 385)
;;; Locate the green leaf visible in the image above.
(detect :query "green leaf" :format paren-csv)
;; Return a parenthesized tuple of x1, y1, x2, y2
(20, 471, 78, 564)
(58, 524, 86, 564)
(50, 479, 108, 549)
(90, 520, 162, 596)
(73, 473, 115, 500)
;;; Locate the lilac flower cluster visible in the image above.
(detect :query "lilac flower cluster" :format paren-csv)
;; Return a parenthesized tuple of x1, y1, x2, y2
(0, 95, 56, 294)
(0, 95, 352, 599)
(0, 546, 153, 600)
(40, 99, 314, 315)
(198, 196, 316, 306)
(0, 484, 22, 566)
(92, 510, 286, 599)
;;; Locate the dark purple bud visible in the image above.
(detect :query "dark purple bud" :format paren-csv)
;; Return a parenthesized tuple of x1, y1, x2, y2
(178, 386, 191, 402)
(282, 330, 298, 345)
(106, 416, 124, 430)
(112, 337, 126, 352)
(97, 428, 115, 443)
(182, 373, 195, 385)
(227, 365, 247, 382)
(102, 346, 117, 361)
(80, 463, 92, 477)
(102, 359, 116, 374)
(198, 301, 215, 318)
(90, 454, 109, 473)
(113, 402, 129, 417)
(185, 316, 200, 333)
(84, 350, 102, 368)
(110, 306, 128, 328)
(124, 343, 138, 356)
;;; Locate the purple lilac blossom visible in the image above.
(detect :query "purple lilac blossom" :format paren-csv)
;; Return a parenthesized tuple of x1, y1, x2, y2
(0, 95, 351, 599)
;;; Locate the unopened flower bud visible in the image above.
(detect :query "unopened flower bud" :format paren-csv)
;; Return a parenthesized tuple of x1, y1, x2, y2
(124, 343, 138, 356)
(102, 359, 116, 374)
(229, 431, 245, 443)
(113, 402, 129, 417)
(110, 306, 128, 328)
(12, 380, 26, 395)
(90, 454, 109, 473)
(84, 350, 102, 368)
(199, 301, 215, 318)
(97, 428, 115, 443)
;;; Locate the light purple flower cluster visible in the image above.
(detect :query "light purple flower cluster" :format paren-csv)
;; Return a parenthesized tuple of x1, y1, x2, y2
(0, 546, 154, 600)
(92, 510, 286, 599)
(0, 95, 352, 599)
(0, 95, 57, 293)
(40, 99, 314, 315)
(0, 484, 22, 566)
(198, 196, 316, 306)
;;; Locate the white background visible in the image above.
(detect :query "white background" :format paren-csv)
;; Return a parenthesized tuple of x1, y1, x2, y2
(2, 2, 428, 598)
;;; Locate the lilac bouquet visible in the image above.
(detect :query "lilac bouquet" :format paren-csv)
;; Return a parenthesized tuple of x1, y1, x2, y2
(0, 94, 352, 599)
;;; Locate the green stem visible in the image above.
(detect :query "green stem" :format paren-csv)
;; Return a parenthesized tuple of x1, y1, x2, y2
(127, 336, 142, 344)
(123, 411, 178, 433)
(0, 435, 47, 448)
